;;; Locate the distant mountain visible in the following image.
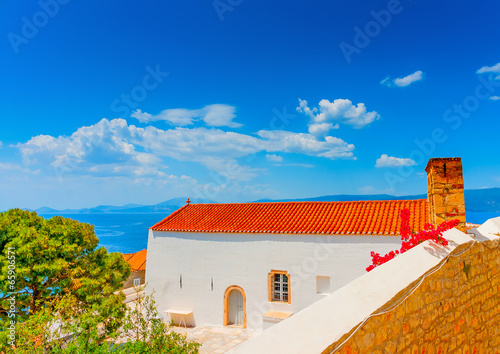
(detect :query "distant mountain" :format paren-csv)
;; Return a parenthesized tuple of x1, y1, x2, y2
(35, 203, 145, 214)
(36, 207, 64, 214)
(254, 193, 427, 203)
(36, 198, 215, 215)
(35, 188, 500, 215)
(464, 188, 500, 212)
(112, 198, 215, 214)
(255, 188, 500, 213)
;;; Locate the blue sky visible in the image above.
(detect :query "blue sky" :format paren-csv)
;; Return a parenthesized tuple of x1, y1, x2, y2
(1, 0, 500, 210)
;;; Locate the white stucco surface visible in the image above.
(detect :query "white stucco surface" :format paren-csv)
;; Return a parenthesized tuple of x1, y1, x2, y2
(228, 227, 473, 354)
(475, 216, 500, 238)
(145, 230, 402, 330)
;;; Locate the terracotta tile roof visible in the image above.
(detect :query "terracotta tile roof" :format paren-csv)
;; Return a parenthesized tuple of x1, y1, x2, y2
(464, 222, 481, 232)
(150, 200, 429, 236)
(122, 249, 147, 271)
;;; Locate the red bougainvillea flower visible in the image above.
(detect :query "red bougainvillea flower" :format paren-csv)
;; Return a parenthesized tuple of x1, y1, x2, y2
(366, 209, 459, 271)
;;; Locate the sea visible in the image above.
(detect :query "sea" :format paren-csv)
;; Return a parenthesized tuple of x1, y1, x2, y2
(38, 212, 500, 254)
(39, 213, 165, 254)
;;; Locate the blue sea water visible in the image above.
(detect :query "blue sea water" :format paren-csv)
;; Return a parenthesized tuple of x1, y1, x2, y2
(39, 213, 166, 254)
(465, 212, 500, 225)
(39, 212, 500, 254)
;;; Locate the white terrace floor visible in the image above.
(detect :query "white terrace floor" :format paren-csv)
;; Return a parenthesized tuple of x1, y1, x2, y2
(172, 325, 261, 353)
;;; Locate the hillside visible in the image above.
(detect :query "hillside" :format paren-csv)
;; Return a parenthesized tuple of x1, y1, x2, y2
(36, 198, 215, 214)
(256, 188, 500, 212)
(35, 188, 500, 214)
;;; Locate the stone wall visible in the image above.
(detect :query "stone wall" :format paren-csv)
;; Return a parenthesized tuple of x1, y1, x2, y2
(426, 157, 466, 230)
(324, 237, 500, 354)
(122, 270, 146, 289)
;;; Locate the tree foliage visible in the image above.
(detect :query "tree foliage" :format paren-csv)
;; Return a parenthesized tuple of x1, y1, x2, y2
(0, 290, 200, 353)
(116, 289, 200, 353)
(0, 209, 200, 353)
(0, 295, 119, 353)
(0, 209, 130, 321)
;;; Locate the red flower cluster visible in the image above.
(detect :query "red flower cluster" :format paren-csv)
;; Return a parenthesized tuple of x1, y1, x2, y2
(366, 209, 459, 272)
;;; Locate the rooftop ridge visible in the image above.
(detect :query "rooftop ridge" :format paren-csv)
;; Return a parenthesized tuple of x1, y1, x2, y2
(150, 199, 429, 236)
(182, 198, 428, 206)
(149, 203, 189, 230)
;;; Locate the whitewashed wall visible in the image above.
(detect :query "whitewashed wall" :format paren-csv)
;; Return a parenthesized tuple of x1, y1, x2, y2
(145, 230, 402, 330)
(228, 228, 474, 354)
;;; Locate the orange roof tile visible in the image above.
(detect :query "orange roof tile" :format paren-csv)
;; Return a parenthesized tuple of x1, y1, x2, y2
(150, 200, 429, 236)
(122, 249, 147, 271)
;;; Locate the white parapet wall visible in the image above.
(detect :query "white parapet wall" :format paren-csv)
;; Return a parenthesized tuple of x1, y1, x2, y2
(474, 216, 500, 238)
(228, 226, 481, 354)
(115, 286, 146, 304)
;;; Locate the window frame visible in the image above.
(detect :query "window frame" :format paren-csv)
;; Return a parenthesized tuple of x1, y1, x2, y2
(133, 277, 141, 287)
(268, 270, 291, 304)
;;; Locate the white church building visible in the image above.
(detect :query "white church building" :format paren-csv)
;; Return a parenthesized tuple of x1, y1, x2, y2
(144, 158, 467, 331)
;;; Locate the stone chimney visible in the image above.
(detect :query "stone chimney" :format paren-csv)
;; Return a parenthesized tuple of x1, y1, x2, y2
(425, 157, 466, 230)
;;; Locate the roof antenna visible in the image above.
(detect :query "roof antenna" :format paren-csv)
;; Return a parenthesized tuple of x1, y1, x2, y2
(186, 198, 191, 205)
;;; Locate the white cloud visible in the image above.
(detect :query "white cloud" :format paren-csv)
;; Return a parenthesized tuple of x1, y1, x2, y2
(8, 113, 364, 207)
(297, 98, 379, 134)
(477, 63, 500, 74)
(380, 77, 390, 86)
(0, 141, 3, 148)
(15, 118, 357, 184)
(16, 119, 167, 179)
(201, 104, 240, 127)
(257, 130, 356, 160)
(265, 154, 283, 162)
(476, 63, 500, 80)
(130, 110, 154, 123)
(394, 71, 424, 87)
(0, 162, 39, 174)
(375, 154, 417, 168)
(131, 104, 242, 128)
(358, 185, 375, 194)
(239, 184, 280, 199)
(134, 124, 357, 166)
(489, 96, 500, 101)
(275, 163, 314, 168)
(308, 123, 338, 136)
(131, 108, 197, 126)
(381, 70, 424, 87)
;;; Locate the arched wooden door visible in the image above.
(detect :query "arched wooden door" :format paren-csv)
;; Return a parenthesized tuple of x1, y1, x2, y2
(224, 286, 246, 328)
